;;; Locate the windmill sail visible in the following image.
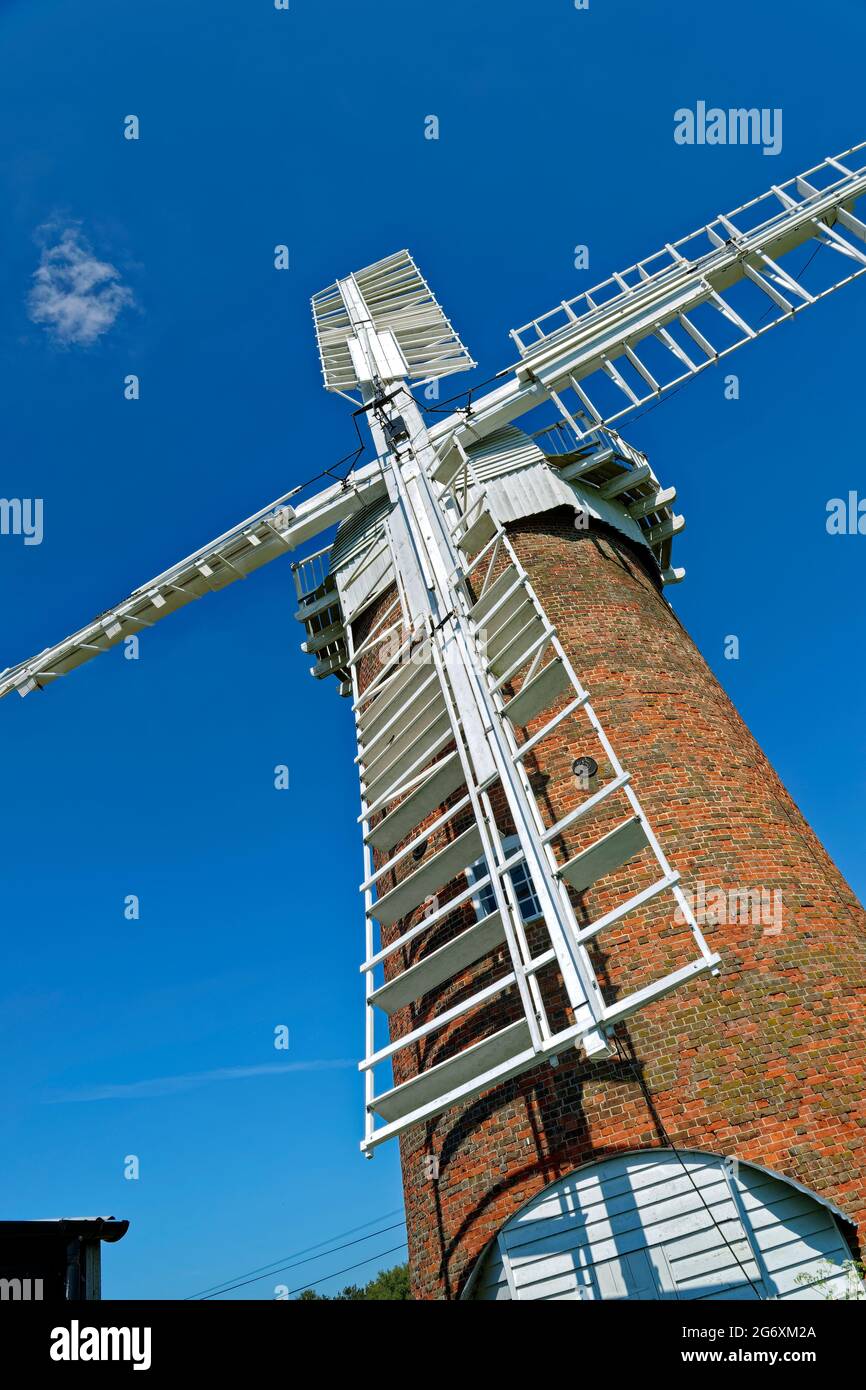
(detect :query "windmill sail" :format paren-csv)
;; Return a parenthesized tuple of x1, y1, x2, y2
(0, 468, 386, 700)
(505, 144, 866, 436)
(312, 249, 476, 396)
(351, 436, 720, 1151)
(309, 260, 719, 1153)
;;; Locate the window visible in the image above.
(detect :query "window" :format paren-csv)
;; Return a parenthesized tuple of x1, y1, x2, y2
(469, 835, 542, 924)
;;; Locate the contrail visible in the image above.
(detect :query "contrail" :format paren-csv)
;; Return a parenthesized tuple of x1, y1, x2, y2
(44, 1059, 355, 1103)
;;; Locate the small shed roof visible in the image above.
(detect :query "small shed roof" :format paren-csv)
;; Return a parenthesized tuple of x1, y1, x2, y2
(0, 1218, 129, 1243)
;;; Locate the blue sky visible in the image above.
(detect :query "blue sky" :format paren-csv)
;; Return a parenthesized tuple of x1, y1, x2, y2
(0, 0, 864, 1298)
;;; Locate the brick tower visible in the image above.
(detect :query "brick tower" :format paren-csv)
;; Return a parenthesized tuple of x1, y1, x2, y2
(342, 430, 866, 1302)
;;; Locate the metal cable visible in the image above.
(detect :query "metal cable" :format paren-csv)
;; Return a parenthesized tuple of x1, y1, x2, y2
(198, 1239, 409, 1301)
(184, 1213, 405, 1301)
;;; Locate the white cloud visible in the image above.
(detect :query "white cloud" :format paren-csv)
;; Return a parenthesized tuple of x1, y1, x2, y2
(45, 1059, 355, 1103)
(28, 223, 134, 346)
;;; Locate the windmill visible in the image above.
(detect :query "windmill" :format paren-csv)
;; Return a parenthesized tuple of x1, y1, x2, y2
(5, 145, 866, 1299)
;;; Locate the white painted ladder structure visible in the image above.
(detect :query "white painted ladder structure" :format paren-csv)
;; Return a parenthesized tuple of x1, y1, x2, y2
(423, 145, 866, 459)
(354, 390, 720, 1153)
(511, 145, 866, 434)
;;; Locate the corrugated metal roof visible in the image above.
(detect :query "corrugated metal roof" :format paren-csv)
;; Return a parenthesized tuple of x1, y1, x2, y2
(466, 427, 651, 551)
(464, 425, 546, 482)
(331, 494, 394, 571)
(331, 494, 396, 620)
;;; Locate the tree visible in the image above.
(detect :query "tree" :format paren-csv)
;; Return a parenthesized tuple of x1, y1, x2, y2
(297, 1263, 411, 1300)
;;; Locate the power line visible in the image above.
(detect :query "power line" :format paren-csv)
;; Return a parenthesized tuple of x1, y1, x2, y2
(202, 1239, 409, 1301)
(184, 1211, 406, 1301)
(291, 440, 367, 498)
(290, 368, 458, 498)
(196, 1221, 406, 1300)
(281, 1241, 409, 1301)
(418, 369, 507, 416)
(185, 1212, 405, 1300)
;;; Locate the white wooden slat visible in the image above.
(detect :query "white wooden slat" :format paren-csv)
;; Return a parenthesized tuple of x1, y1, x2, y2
(694, 1280, 762, 1302)
(559, 815, 649, 893)
(313, 249, 475, 391)
(365, 751, 465, 853)
(502, 658, 571, 728)
(487, 612, 548, 679)
(600, 463, 653, 499)
(361, 717, 452, 809)
(369, 909, 505, 1014)
(477, 1273, 512, 1301)
(746, 1191, 827, 1230)
(358, 663, 438, 744)
(668, 1240, 760, 1287)
(662, 1217, 751, 1267)
(504, 1191, 743, 1272)
(363, 969, 516, 1069)
(761, 1228, 853, 1277)
(504, 1152, 721, 1230)
(456, 508, 498, 555)
(370, 823, 484, 927)
(356, 652, 434, 738)
(780, 1272, 851, 1301)
(628, 485, 677, 521)
(675, 1261, 761, 1295)
(751, 1208, 834, 1252)
(358, 672, 442, 762)
(504, 1169, 832, 1266)
(501, 1165, 733, 1248)
(473, 581, 530, 646)
(361, 688, 447, 783)
(484, 597, 541, 666)
(502, 1172, 736, 1252)
(468, 1151, 860, 1302)
(515, 1269, 584, 1300)
(467, 565, 521, 624)
(370, 1018, 532, 1125)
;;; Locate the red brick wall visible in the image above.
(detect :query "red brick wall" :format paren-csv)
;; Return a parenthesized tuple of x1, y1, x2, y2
(352, 510, 866, 1300)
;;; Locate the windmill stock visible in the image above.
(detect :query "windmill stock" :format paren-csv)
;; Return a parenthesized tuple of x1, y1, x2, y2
(5, 144, 866, 1299)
